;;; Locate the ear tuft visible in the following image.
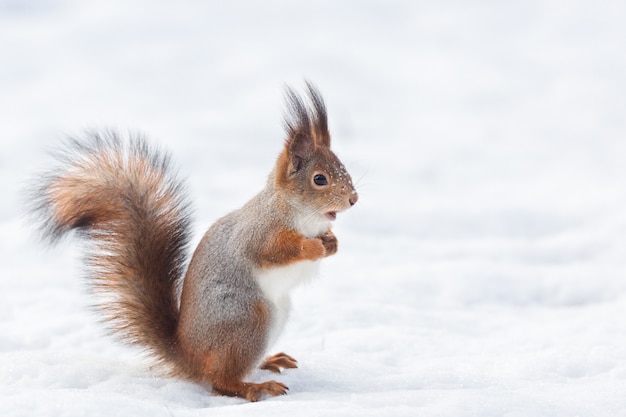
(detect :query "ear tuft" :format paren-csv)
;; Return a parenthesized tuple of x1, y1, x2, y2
(283, 82, 330, 150)
(305, 81, 330, 148)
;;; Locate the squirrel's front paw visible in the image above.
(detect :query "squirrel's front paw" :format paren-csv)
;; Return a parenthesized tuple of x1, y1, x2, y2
(318, 231, 338, 257)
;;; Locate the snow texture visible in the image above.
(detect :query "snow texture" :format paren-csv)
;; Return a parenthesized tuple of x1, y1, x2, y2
(2, 1, 626, 416)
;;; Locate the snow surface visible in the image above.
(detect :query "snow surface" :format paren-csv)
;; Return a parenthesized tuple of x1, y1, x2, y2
(2, 0, 626, 415)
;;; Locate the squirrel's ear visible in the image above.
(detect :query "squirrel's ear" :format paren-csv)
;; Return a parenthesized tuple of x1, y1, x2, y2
(288, 133, 313, 173)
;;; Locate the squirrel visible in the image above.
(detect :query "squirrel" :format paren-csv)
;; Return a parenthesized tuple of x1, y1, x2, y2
(29, 83, 358, 402)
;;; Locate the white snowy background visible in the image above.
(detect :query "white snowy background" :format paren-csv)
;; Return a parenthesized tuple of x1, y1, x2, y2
(2, 0, 626, 415)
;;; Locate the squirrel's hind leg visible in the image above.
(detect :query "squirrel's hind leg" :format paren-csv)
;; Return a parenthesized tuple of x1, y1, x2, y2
(260, 352, 298, 373)
(193, 300, 289, 401)
(199, 343, 290, 401)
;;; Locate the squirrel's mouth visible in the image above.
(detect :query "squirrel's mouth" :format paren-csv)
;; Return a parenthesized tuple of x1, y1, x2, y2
(324, 211, 337, 221)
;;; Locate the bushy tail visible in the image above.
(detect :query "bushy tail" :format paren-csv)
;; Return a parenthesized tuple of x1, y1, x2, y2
(30, 130, 191, 368)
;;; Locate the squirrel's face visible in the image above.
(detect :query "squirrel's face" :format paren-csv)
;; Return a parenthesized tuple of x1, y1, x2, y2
(276, 140, 358, 224)
(303, 148, 358, 221)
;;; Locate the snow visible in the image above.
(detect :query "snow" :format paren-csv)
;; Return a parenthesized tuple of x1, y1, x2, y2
(2, 0, 626, 415)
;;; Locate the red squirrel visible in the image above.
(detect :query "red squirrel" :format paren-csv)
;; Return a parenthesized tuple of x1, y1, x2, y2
(31, 83, 358, 402)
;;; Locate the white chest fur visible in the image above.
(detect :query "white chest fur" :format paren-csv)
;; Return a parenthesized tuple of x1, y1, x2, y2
(254, 260, 320, 350)
(293, 209, 332, 239)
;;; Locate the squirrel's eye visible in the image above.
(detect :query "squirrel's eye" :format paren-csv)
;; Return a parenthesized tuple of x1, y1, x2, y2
(313, 174, 328, 186)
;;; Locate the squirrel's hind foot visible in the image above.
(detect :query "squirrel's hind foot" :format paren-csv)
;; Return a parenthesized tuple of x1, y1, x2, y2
(213, 380, 288, 402)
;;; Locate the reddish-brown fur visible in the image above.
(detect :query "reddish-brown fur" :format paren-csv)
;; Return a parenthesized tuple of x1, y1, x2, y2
(256, 228, 326, 268)
(32, 137, 187, 370)
(260, 353, 298, 373)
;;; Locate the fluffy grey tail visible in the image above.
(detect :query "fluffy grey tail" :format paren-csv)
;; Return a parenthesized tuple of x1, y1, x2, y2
(30, 130, 191, 368)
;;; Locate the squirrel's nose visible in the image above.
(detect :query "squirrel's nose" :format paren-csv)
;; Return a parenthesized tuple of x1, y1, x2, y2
(349, 194, 358, 206)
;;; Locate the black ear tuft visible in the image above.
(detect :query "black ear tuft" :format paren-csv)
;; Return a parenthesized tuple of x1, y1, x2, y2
(283, 82, 331, 150)
(305, 81, 330, 147)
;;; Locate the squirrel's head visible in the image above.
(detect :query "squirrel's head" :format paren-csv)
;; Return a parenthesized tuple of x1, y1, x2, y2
(274, 82, 358, 231)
